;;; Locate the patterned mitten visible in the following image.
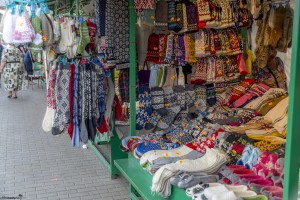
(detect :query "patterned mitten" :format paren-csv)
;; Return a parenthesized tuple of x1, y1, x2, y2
(191, 58, 207, 84)
(136, 87, 153, 130)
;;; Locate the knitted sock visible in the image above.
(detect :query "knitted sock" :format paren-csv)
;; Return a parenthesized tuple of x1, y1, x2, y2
(164, 34, 174, 64)
(151, 87, 167, 116)
(186, 2, 198, 31)
(156, 68, 163, 86)
(215, 82, 230, 106)
(185, 84, 195, 109)
(42, 67, 57, 132)
(86, 18, 97, 51)
(206, 57, 216, 83)
(140, 145, 195, 166)
(167, 1, 177, 31)
(152, 150, 203, 167)
(195, 85, 207, 106)
(145, 33, 160, 62)
(209, 30, 216, 55)
(77, 21, 91, 54)
(174, 2, 183, 32)
(158, 34, 167, 62)
(203, 30, 210, 55)
(157, 106, 181, 129)
(163, 67, 176, 88)
(197, 0, 211, 25)
(159, 66, 168, 87)
(145, 110, 162, 130)
(149, 66, 158, 88)
(195, 30, 205, 58)
(136, 87, 153, 130)
(185, 34, 196, 63)
(52, 63, 70, 135)
(191, 58, 207, 84)
(225, 79, 255, 106)
(206, 83, 217, 107)
(177, 67, 185, 86)
(163, 86, 176, 108)
(174, 85, 186, 111)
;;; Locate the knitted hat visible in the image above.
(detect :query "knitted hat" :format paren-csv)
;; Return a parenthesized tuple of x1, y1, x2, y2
(145, 33, 160, 63)
(41, 13, 54, 47)
(155, 0, 168, 32)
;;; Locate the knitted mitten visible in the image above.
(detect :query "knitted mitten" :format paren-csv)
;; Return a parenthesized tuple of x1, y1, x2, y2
(77, 21, 91, 54)
(136, 87, 153, 130)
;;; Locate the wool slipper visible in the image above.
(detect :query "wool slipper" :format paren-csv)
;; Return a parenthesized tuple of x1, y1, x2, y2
(233, 169, 255, 177)
(239, 175, 264, 185)
(245, 148, 261, 169)
(211, 191, 239, 200)
(177, 174, 217, 189)
(234, 190, 257, 198)
(243, 195, 268, 200)
(225, 165, 246, 171)
(202, 185, 230, 199)
(225, 184, 248, 192)
(186, 183, 221, 197)
(249, 179, 273, 193)
(236, 145, 254, 166)
(261, 186, 283, 199)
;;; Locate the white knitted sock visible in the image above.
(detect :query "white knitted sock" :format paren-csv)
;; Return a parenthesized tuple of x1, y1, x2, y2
(42, 107, 56, 132)
(140, 145, 194, 166)
(211, 191, 239, 200)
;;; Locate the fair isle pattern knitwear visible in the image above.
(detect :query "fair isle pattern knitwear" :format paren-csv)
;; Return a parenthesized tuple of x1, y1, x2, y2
(167, 1, 177, 31)
(134, 0, 154, 13)
(52, 63, 70, 135)
(155, 0, 168, 32)
(157, 106, 181, 129)
(206, 83, 217, 107)
(145, 110, 162, 130)
(105, 0, 130, 68)
(191, 58, 207, 85)
(195, 30, 205, 58)
(136, 87, 153, 130)
(197, 0, 211, 22)
(97, 72, 105, 126)
(47, 67, 57, 109)
(151, 87, 165, 110)
(72, 64, 80, 147)
(195, 85, 207, 103)
(95, 0, 106, 37)
(206, 57, 216, 83)
(164, 34, 174, 64)
(185, 84, 196, 108)
(163, 86, 177, 108)
(174, 85, 186, 111)
(178, 34, 186, 66)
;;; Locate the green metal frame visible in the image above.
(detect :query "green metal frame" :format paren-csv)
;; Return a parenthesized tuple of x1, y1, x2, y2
(283, 0, 300, 199)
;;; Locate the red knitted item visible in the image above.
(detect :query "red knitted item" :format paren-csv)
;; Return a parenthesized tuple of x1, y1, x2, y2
(224, 79, 255, 106)
(67, 64, 75, 139)
(87, 18, 97, 51)
(114, 95, 124, 121)
(145, 33, 160, 63)
(191, 58, 207, 84)
(97, 118, 109, 134)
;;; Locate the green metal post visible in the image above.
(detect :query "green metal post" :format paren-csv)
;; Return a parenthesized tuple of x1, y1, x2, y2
(69, 0, 74, 15)
(284, 1, 300, 200)
(129, 0, 137, 137)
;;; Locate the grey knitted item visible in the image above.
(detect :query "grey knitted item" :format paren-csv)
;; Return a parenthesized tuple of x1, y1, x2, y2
(145, 110, 162, 130)
(151, 87, 167, 116)
(157, 106, 181, 129)
(174, 85, 186, 111)
(185, 84, 196, 108)
(52, 63, 70, 135)
(163, 86, 177, 108)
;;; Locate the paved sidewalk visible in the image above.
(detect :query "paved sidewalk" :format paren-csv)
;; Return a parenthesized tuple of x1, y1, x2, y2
(0, 86, 129, 200)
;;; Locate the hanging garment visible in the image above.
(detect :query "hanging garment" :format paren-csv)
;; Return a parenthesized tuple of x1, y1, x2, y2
(95, 0, 107, 38)
(67, 64, 75, 139)
(13, 12, 35, 44)
(2, 9, 17, 44)
(52, 63, 70, 135)
(105, 0, 130, 68)
(42, 63, 57, 132)
(135, 0, 154, 13)
(30, 16, 43, 51)
(72, 64, 80, 147)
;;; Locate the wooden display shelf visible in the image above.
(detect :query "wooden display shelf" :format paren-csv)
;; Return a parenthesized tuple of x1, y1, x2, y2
(114, 157, 190, 200)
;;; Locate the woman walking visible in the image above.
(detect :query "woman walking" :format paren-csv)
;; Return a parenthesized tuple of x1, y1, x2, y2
(0, 44, 24, 98)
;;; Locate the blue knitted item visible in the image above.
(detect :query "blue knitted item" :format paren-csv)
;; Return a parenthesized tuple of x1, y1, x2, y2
(135, 142, 162, 157)
(136, 87, 153, 130)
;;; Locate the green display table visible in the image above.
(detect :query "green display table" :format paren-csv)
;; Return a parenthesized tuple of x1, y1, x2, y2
(114, 158, 190, 200)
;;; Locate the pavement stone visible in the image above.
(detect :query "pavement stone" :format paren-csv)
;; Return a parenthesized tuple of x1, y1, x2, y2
(0, 85, 129, 200)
